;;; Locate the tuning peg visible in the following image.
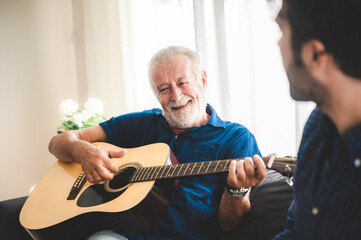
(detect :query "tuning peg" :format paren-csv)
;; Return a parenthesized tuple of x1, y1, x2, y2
(286, 176, 293, 186)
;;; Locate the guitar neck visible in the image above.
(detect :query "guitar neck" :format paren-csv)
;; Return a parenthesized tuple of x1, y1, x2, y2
(130, 156, 296, 183)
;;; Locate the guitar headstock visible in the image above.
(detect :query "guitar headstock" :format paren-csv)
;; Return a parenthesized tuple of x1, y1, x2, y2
(262, 156, 297, 176)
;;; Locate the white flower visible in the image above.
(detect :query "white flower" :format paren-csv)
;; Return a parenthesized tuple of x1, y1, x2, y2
(71, 112, 84, 128)
(84, 97, 104, 115)
(59, 116, 70, 123)
(79, 110, 92, 122)
(57, 97, 106, 133)
(59, 99, 78, 116)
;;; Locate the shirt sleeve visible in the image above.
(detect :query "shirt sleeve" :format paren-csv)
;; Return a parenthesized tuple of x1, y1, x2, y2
(274, 201, 296, 239)
(224, 130, 262, 160)
(99, 109, 157, 147)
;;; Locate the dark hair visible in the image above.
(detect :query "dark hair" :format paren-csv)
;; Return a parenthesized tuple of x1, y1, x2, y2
(285, 0, 361, 79)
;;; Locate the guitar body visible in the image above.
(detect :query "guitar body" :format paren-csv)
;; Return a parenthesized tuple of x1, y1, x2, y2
(20, 142, 175, 240)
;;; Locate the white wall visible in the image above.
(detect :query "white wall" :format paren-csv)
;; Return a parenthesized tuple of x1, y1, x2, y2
(0, 0, 78, 200)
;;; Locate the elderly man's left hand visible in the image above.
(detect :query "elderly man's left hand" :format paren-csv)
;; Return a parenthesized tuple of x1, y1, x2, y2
(219, 154, 267, 231)
(227, 154, 267, 191)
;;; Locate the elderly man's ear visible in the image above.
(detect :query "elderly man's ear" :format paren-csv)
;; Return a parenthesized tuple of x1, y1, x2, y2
(201, 70, 208, 88)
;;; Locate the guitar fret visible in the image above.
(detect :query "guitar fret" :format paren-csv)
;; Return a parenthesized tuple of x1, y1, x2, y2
(212, 161, 219, 172)
(215, 162, 222, 172)
(149, 167, 158, 180)
(192, 162, 198, 173)
(183, 163, 189, 176)
(131, 169, 141, 182)
(141, 167, 151, 181)
(170, 165, 177, 177)
(177, 164, 184, 177)
(224, 160, 230, 171)
(220, 161, 228, 172)
(153, 166, 161, 179)
(167, 165, 175, 177)
(165, 165, 172, 178)
(146, 167, 154, 181)
(136, 168, 146, 182)
(142, 168, 150, 181)
(213, 161, 220, 172)
(146, 167, 155, 181)
(226, 160, 231, 170)
(160, 165, 167, 179)
(150, 167, 157, 180)
(190, 163, 197, 175)
(139, 167, 147, 181)
(205, 161, 211, 173)
(197, 162, 204, 174)
(153, 167, 159, 180)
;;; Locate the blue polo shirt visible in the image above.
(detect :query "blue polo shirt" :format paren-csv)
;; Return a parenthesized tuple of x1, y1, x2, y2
(100, 105, 261, 240)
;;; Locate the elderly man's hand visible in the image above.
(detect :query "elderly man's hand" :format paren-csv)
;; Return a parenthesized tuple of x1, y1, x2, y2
(73, 143, 127, 183)
(227, 154, 267, 189)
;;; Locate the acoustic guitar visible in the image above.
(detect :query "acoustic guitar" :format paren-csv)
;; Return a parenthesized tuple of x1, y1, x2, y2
(20, 142, 296, 240)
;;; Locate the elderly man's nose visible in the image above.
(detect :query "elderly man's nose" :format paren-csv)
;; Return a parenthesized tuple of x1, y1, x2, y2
(170, 87, 183, 102)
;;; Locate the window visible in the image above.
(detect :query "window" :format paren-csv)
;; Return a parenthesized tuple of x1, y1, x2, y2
(112, 0, 315, 155)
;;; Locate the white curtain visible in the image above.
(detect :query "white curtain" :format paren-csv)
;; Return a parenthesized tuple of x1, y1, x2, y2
(75, 0, 127, 116)
(78, 0, 314, 156)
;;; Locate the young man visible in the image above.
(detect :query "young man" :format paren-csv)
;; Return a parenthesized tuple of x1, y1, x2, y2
(48, 46, 267, 239)
(274, 0, 361, 239)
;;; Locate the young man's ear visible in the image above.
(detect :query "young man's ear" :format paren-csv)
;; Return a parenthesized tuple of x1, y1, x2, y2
(301, 40, 328, 70)
(301, 39, 337, 82)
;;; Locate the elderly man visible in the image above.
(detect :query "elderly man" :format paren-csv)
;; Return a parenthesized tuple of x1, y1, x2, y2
(274, 0, 361, 239)
(47, 46, 267, 240)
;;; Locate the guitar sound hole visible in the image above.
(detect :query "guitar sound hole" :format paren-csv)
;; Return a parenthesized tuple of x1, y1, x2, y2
(77, 167, 136, 207)
(108, 167, 136, 191)
(77, 184, 125, 207)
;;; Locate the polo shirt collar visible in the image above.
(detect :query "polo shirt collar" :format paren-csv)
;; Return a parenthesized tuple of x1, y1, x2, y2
(343, 124, 361, 160)
(206, 104, 226, 128)
(318, 108, 361, 160)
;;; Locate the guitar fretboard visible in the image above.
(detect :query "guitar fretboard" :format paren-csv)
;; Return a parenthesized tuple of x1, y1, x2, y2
(131, 160, 233, 182)
(130, 156, 296, 183)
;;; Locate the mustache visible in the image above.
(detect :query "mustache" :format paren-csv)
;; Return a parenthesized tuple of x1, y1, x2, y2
(167, 96, 193, 109)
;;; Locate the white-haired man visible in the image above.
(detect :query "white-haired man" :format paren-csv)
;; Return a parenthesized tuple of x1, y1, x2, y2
(48, 46, 267, 239)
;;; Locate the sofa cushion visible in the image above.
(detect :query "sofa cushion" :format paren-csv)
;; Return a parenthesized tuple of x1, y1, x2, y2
(0, 196, 33, 240)
(220, 169, 293, 240)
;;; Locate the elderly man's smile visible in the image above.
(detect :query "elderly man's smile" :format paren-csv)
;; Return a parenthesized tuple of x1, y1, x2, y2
(171, 100, 192, 111)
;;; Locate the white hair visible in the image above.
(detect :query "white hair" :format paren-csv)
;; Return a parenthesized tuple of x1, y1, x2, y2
(148, 46, 202, 91)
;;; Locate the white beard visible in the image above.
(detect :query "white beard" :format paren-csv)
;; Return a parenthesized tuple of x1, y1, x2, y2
(163, 95, 207, 129)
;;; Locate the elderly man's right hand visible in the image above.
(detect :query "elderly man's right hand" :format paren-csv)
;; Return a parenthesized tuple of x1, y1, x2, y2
(48, 125, 127, 183)
(73, 142, 127, 183)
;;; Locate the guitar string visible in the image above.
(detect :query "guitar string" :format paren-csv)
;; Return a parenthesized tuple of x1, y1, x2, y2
(105, 160, 296, 183)
(103, 157, 295, 183)
(107, 161, 297, 183)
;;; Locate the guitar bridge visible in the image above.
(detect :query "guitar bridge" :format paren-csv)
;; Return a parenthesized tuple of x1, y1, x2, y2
(67, 172, 87, 200)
